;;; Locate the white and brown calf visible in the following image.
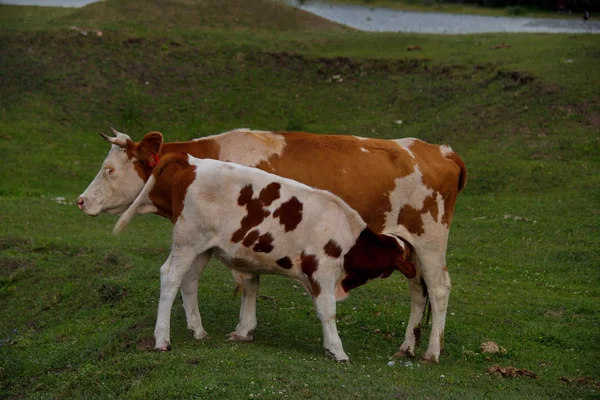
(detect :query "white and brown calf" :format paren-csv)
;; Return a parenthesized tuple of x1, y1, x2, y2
(114, 153, 416, 362)
(79, 128, 466, 363)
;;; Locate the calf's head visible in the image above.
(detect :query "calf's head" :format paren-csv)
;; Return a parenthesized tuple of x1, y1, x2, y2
(78, 129, 163, 216)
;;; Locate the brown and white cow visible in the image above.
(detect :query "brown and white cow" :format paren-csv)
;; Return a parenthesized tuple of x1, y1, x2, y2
(113, 153, 417, 361)
(78, 128, 466, 363)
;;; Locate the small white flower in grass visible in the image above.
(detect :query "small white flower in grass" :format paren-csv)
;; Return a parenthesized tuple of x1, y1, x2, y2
(440, 375, 445, 378)
(387, 360, 396, 367)
(394, 120, 403, 125)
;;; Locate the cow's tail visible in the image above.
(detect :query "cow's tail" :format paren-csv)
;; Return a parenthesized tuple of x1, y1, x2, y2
(113, 174, 157, 234)
(444, 151, 467, 193)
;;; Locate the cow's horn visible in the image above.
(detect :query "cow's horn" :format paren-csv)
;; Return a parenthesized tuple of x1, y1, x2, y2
(99, 131, 127, 148)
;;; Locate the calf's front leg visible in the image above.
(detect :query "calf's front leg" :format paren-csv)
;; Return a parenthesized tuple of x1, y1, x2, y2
(155, 247, 198, 351)
(314, 291, 349, 363)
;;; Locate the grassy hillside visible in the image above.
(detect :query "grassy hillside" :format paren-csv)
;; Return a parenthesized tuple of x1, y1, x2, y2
(1, 1, 599, 399)
(0, 0, 347, 32)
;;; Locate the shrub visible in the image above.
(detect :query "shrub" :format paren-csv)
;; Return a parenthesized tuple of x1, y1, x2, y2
(506, 5, 526, 15)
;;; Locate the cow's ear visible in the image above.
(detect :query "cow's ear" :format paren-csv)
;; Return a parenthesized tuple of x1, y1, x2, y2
(137, 132, 163, 167)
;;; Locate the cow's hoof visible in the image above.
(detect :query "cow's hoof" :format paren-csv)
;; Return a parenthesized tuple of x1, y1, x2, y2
(420, 353, 440, 364)
(393, 349, 415, 358)
(228, 332, 254, 342)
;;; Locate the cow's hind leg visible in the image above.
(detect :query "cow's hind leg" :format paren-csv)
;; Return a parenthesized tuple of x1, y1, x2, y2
(314, 290, 349, 363)
(395, 274, 427, 358)
(155, 246, 198, 351)
(229, 271, 259, 342)
(407, 251, 450, 364)
(180, 250, 212, 340)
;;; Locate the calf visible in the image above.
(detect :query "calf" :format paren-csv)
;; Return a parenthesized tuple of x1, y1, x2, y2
(114, 153, 416, 362)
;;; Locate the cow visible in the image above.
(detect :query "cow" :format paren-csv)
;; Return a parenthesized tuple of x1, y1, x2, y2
(78, 128, 466, 363)
(113, 153, 417, 361)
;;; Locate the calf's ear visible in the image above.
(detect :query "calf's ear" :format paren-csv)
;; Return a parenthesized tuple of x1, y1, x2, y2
(137, 132, 163, 167)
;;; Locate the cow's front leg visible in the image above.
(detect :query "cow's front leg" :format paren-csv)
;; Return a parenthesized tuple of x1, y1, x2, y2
(180, 250, 212, 340)
(314, 290, 349, 363)
(155, 246, 197, 351)
(229, 271, 259, 342)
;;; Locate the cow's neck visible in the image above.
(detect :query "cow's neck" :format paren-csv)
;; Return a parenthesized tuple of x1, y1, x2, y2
(160, 139, 220, 160)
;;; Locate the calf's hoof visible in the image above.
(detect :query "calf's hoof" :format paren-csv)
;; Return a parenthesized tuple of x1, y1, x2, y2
(325, 349, 350, 363)
(155, 344, 171, 352)
(193, 330, 209, 340)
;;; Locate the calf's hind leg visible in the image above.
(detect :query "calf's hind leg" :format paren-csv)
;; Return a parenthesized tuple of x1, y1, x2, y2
(180, 250, 212, 340)
(229, 271, 259, 342)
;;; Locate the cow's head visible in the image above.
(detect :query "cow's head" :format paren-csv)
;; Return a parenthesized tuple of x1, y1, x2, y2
(77, 128, 163, 216)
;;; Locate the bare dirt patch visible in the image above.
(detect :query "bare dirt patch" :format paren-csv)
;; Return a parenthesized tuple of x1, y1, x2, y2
(487, 365, 537, 379)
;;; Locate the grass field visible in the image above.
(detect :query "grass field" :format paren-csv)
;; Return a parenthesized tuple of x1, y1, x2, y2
(1, 0, 599, 398)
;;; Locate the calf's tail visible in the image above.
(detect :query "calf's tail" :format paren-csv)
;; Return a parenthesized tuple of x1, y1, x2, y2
(113, 175, 157, 234)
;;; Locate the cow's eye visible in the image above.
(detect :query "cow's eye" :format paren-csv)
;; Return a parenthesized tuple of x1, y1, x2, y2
(106, 168, 115, 175)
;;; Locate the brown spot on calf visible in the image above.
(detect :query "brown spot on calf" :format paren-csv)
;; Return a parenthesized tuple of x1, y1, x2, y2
(259, 182, 281, 206)
(147, 153, 196, 222)
(232, 185, 271, 243)
(273, 197, 303, 232)
(253, 233, 274, 253)
(324, 240, 342, 258)
(301, 252, 321, 297)
(276, 256, 293, 269)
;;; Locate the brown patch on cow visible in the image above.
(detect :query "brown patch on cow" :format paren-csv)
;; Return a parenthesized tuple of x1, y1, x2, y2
(397, 194, 442, 236)
(397, 205, 425, 236)
(273, 196, 303, 232)
(147, 153, 196, 222)
(232, 185, 272, 243)
(161, 136, 221, 162)
(342, 229, 415, 292)
(255, 131, 422, 233)
(259, 182, 281, 206)
(324, 239, 342, 258)
(242, 230, 260, 247)
(276, 256, 293, 269)
(301, 252, 321, 296)
(253, 233, 274, 253)
(442, 265, 449, 272)
(423, 195, 439, 223)
(407, 140, 467, 229)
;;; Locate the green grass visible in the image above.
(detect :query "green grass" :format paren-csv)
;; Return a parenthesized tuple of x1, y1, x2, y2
(1, 0, 600, 399)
